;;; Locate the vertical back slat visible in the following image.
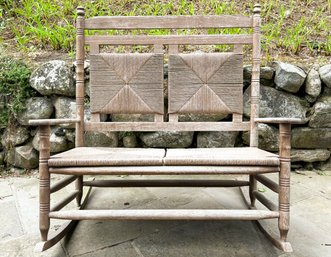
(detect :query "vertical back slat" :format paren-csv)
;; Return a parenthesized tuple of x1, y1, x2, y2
(250, 4, 261, 147)
(76, 7, 85, 147)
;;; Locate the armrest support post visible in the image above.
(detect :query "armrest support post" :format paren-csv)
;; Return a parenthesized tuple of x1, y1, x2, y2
(39, 125, 51, 241)
(278, 123, 291, 242)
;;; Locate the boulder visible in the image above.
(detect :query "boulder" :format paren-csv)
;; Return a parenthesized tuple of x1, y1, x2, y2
(178, 114, 228, 122)
(317, 158, 331, 171)
(242, 123, 279, 151)
(17, 97, 53, 125)
(1, 126, 30, 147)
(309, 96, 331, 128)
(319, 64, 331, 88)
(53, 97, 76, 119)
(0, 151, 4, 165)
(304, 65, 321, 103)
(272, 62, 306, 93)
(123, 134, 138, 148)
(11, 143, 39, 169)
(244, 85, 308, 119)
(65, 129, 76, 143)
(243, 65, 275, 86)
(30, 60, 75, 96)
(292, 128, 331, 149)
(33, 127, 71, 153)
(323, 87, 331, 97)
(197, 131, 238, 148)
(112, 114, 154, 122)
(140, 131, 194, 148)
(84, 131, 118, 147)
(291, 149, 330, 163)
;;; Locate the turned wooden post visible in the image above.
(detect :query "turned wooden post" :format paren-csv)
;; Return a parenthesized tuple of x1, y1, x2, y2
(279, 123, 291, 242)
(249, 4, 261, 206)
(39, 125, 51, 241)
(75, 6, 85, 205)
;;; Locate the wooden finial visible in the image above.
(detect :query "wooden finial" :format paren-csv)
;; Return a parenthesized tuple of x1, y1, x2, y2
(253, 4, 261, 14)
(77, 6, 85, 16)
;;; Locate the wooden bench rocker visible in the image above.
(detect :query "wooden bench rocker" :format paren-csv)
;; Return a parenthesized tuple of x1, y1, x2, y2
(30, 4, 303, 252)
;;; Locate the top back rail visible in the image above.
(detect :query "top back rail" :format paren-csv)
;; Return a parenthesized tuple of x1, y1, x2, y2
(84, 15, 253, 30)
(75, 6, 261, 147)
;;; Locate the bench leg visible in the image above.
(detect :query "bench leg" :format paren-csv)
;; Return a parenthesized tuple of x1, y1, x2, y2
(249, 175, 257, 207)
(39, 125, 51, 241)
(279, 160, 290, 242)
(75, 175, 83, 206)
(279, 123, 291, 243)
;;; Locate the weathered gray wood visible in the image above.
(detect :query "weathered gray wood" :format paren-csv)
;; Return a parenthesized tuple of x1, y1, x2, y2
(50, 175, 77, 194)
(253, 190, 277, 211)
(83, 179, 250, 187)
(279, 123, 291, 243)
(90, 53, 164, 114)
(49, 166, 279, 175)
(29, 119, 79, 126)
(49, 209, 279, 220)
(39, 125, 51, 242)
(76, 7, 85, 147)
(85, 15, 253, 29)
(168, 53, 243, 114)
(86, 34, 253, 46)
(35, 182, 92, 252)
(240, 185, 293, 252)
(249, 3, 261, 147)
(50, 190, 79, 212)
(84, 121, 250, 131)
(34, 5, 295, 253)
(255, 117, 305, 124)
(255, 174, 279, 193)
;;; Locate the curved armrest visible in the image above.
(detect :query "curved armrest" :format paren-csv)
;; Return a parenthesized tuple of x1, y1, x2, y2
(254, 117, 306, 124)
(29, 118, 80, 126)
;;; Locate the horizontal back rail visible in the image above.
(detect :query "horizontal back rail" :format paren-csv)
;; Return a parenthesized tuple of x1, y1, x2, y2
(84, 121, 250, 132)
(85, 15, 252, 30)
(85, 34, 253, 46)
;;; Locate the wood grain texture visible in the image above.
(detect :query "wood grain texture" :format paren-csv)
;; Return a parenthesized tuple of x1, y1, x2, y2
(255, 118, 305, 124)
(83, 179, 250, 187)
(168, 53, 243, 114)
(84, 121, 250, 131)
(85, 34, 253, 46)
(49, 209, 279, 220)
(50, 166, 279, 175)
(90, 53, 164, 114)
(85, 15, 253, 30)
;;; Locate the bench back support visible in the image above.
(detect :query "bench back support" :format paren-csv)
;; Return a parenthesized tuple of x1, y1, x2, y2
(75, 5, 261, 147)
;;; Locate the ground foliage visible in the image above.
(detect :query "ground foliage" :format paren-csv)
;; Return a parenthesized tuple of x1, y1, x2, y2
(0, 57, 34, 127)
(0, 0, 330, 60)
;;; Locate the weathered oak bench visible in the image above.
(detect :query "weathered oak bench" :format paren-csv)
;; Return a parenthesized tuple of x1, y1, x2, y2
(30, 4, 304, 252)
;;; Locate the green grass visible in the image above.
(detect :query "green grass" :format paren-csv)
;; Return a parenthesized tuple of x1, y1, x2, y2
(0, 0, 330, 58)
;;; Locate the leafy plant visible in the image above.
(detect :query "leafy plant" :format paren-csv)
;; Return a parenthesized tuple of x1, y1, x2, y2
(0, 57, 34, 127)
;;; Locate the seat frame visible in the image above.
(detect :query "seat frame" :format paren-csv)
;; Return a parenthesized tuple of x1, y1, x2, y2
(30, 4, 304, 253)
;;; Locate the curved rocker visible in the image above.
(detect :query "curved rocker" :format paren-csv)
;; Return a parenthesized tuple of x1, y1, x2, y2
(240, 186, 293, 253)
(34, 185, 92, 252)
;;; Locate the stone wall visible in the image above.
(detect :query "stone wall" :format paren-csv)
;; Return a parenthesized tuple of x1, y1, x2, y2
(1, 60, 331, 172)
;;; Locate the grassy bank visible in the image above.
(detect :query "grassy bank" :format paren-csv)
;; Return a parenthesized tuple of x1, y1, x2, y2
(0, 0, 330, 60)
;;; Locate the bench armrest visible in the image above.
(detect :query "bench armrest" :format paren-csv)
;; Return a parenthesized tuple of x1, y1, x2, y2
(29, 118, 80, 126)
(254, 117, 306, 124)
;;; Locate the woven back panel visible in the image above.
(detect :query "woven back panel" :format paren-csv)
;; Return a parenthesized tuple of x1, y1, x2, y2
(168, 53, 243, 114)
(90, 53, 164, 114)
